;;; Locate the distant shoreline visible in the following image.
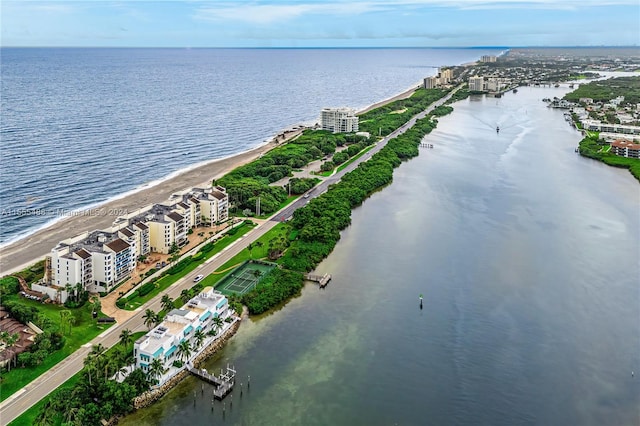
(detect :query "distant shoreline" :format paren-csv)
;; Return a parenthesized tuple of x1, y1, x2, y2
(0, 82, 424, 276)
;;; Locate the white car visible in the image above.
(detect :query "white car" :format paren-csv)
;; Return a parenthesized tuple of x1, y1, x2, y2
(193, 274, 204, 282)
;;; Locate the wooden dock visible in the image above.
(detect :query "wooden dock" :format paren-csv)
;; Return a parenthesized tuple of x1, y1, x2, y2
(187, 364, 235, 400)
(305, 273, 332, 288)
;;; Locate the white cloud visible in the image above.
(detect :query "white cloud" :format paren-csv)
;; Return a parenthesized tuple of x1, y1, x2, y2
(192, 0, 638, 24)
(193, 2, 385, 24)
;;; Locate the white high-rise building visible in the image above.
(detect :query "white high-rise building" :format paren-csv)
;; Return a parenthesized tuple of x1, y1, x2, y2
(321, 108, 359, 133)
(469, 76, 485, 92)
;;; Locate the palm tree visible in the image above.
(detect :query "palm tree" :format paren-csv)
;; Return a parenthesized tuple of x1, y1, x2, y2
(212, 317, 224, 336)
(193, 330, 205, 350)
(143, 309, 157, 329)
(180, 289, 191, 304)
(161, 294, 174, 313)
(119, 328, 133, 348)
(177, 340, 192, 365)
(149, 358, 167, 385)
(246, 242, 254, 259)
(83, 345, 104, 386)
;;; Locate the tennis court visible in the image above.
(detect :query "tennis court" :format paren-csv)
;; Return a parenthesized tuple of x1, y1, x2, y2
(217, 260, 277, 296)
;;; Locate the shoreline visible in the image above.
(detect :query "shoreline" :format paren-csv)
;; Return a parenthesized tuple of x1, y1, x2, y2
(0, 137, 288, 276)
(0, 83, 423, 276)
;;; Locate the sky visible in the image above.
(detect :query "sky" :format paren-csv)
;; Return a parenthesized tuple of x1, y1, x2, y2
(1, 0, 639, 48)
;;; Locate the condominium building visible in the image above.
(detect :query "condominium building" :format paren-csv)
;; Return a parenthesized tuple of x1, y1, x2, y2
(48, 229, 136, 295)
(469, 76, 485, 92)
(423, 76, 439, 89)
(582, 120, 640, 135)
(480, 55, 497, 63)
(134, 287, 230, 384)
(423, 67, 453, 90)
(321, 108, 359, 133)
(610, 139, 640, 158)
(143, 205, 189, 254)
(189, 187, 229, 226)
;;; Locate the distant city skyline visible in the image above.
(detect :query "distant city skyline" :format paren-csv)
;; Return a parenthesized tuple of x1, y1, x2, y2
(2, 0, 639, 48)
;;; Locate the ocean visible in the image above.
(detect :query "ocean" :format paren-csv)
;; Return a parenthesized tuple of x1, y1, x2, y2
(0, 47, 500, 246)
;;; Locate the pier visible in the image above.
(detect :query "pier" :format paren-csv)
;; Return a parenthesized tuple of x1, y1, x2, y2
(305, 273, 332, 288)
(187, 364, 236, 400)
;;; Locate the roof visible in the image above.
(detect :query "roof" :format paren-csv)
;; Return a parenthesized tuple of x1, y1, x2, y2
(612, 139, 640, 149)
(167, 212, 184, 222)
(105, 238, 130, 253)
(120, 228, 134, 238)
(133, 222, 148, 231)
(75, 248, 91, 259)
(177, 202, 190, 210)
(211, 191, 226, 200)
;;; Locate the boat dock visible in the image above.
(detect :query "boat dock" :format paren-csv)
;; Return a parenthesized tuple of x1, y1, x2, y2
(305, 273, 332, 288)
(187, 364, 236, 400)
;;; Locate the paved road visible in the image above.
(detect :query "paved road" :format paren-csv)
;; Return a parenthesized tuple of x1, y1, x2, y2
(0, 86, 460, 424)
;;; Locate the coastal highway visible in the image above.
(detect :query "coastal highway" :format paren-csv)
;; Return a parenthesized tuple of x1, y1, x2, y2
(0, 85, 460, 424)
(274, 84, 462, 222)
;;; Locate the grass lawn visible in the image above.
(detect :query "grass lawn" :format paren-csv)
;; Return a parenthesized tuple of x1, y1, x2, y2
(199, 222, 292, 290)
(123, 223, 255, 310)
(0, 297, 113, 402)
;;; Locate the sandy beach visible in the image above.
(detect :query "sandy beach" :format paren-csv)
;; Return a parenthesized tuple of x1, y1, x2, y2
(0, 133, 300, 276)
(0, 83, 421, 276)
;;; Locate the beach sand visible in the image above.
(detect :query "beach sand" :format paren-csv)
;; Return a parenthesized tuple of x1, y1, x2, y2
(0, 131, 303, 275)
(0, 83, 421, 276)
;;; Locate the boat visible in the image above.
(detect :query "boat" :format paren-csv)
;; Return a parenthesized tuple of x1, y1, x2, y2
(513, 88, 518, 93)
(496, 126, 500, 133)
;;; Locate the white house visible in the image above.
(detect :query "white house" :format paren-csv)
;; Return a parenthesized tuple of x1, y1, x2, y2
(134, 287, 231, 385)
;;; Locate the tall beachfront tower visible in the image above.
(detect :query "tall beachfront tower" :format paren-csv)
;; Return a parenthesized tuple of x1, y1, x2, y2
(321, 107, 359, 133)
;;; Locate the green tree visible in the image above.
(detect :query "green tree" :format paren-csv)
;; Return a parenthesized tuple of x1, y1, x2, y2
(142, 309, 158, 329)
(177, 340, 193, 364)
(119, 328, 133, 348)
(193, 329, 205, 350)
(148, 358, 167, 385)
(161, 294, 174, 312)
(212, 317, 224, 336)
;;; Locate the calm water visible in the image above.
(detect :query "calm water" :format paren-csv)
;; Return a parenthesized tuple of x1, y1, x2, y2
(0, 47, 498, 245)
(121, 87, 640, 425)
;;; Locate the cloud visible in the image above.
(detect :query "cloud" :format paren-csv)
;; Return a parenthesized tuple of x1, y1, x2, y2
(193, 2, 388, 24)
(192, 0, 639, 24)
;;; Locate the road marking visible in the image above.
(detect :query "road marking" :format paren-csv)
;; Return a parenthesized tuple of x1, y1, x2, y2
(1, 388, 26, 405)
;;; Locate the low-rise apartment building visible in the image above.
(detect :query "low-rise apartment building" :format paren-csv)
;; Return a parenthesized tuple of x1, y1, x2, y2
(47, 229, 136, 297)
(134, 286, 230, 385)
(582, 119, 640, 135)
(610, 139, 640, 158)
